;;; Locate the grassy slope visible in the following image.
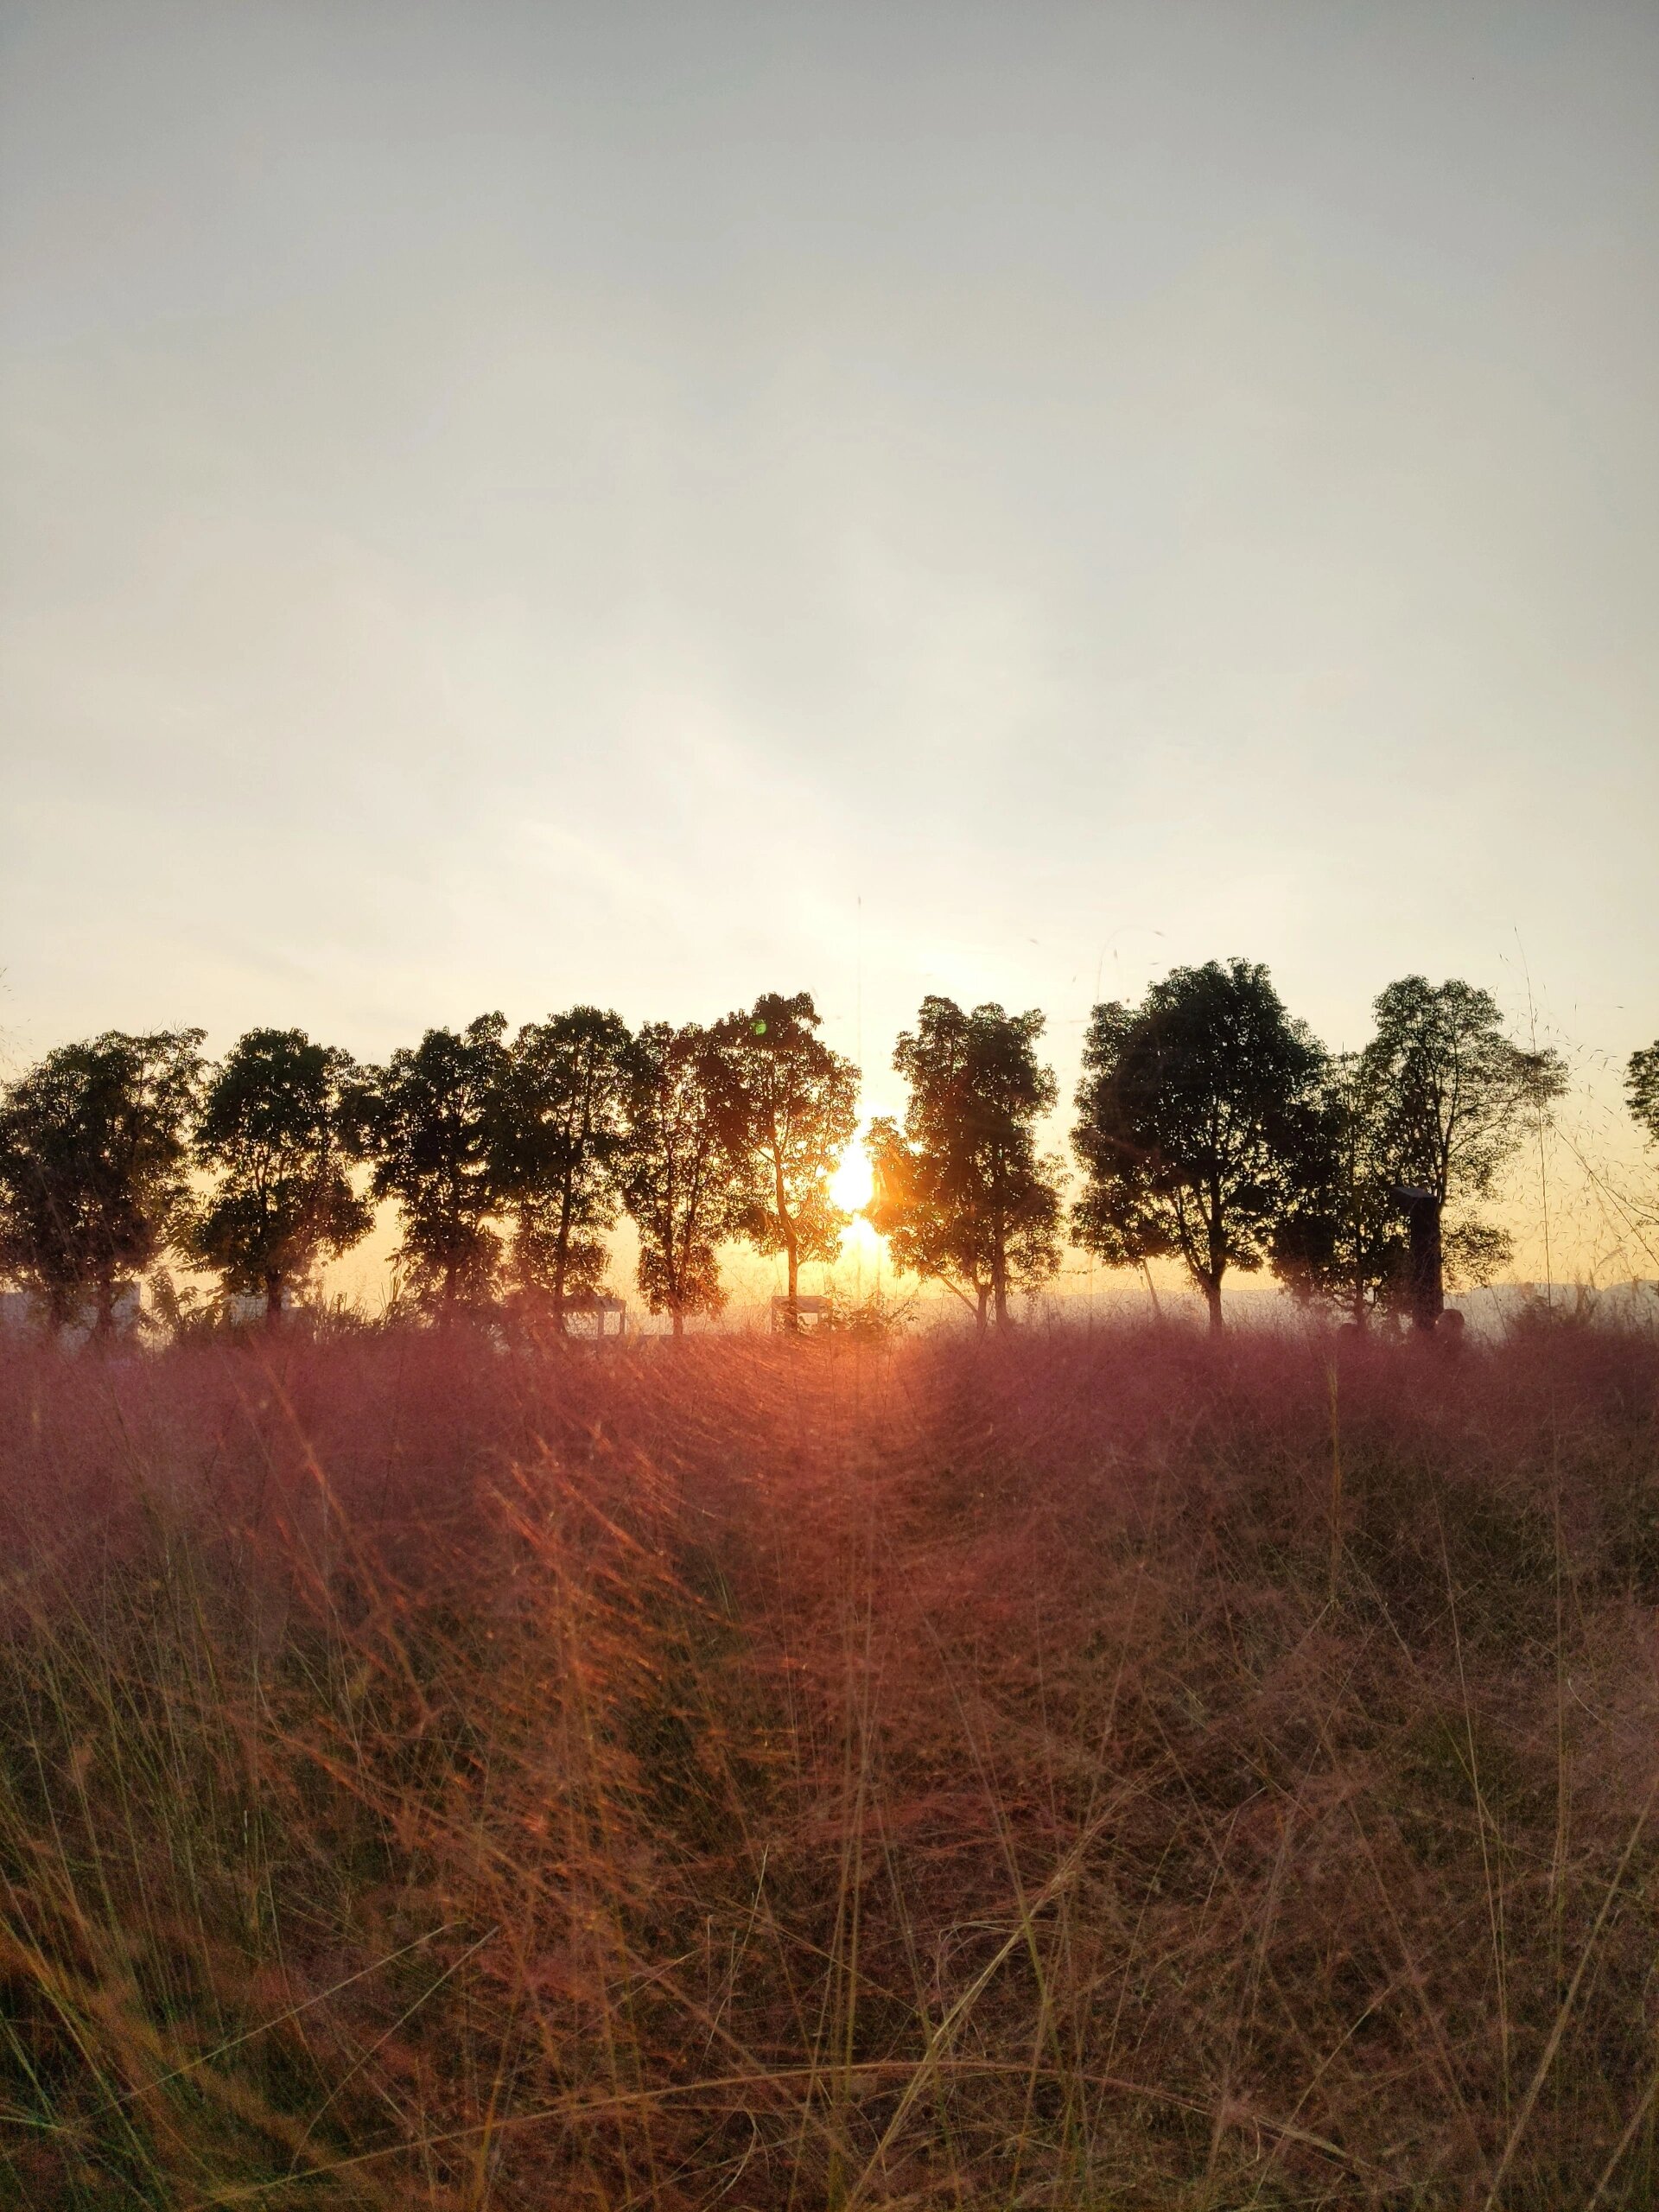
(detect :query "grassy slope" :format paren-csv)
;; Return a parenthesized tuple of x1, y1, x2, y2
(0, 1319, 1656, 2209)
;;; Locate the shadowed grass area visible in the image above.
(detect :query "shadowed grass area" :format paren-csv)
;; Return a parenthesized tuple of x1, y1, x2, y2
(0, 1319, 1656, 2208)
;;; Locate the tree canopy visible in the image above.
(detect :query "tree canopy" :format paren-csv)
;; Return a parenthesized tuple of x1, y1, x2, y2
(617, 1021, 735, 1337)
(1629, 1041, 1659, 1150)
(349, 1014, 508, 1318)
(712, 990, 859, 1322)
(188, 1028, 372, 1323)
(0, 1029, 204, 1336)
(1269, 1050, 1408, 1325)
(1269, 980, 1564, 1325)
(0, 963, 1616, 1341)
(1357, 976, 1566, 1295)
(867, 996, 1061, 1329)
(490, 1007, 636, 1330)
(1071, 960, 1324, 1331)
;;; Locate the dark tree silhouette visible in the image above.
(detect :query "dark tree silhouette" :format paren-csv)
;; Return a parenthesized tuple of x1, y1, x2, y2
(0, 1029, 204, 1338)
(712, 990, 859, 1326)
(1630, 1041, 1659, 1149)
(1358, 976, 1566, 1325)
(1071, 960, 1324, 1332)
(1271, 1051, 1408, 1326)
(350, 1014, 508, 1319)
(490, 1007, 636, 1331)
(618, 1021, 735, 1337)
(188, 1028, 372, 1325)
(867, 996, 1062, 1331)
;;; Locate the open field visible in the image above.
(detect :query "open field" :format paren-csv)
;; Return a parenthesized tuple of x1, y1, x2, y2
(2, 1320, 1656, 2209)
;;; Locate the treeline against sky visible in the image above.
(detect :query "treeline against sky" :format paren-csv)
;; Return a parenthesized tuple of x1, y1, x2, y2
(3, 964, 1656, 1342)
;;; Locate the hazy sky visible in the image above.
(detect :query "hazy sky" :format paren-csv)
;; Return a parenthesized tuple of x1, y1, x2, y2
(3, 2, 1656, 1253)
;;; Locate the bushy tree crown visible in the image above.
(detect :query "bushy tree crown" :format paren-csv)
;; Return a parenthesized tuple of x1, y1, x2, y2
(350, 1014, 508, 1317)
(1071, 959, 1325, 1327)
(868, 996, 1062, 1328)
(189, 1028, 371, 1319)
(0, 1029, 204, 1333)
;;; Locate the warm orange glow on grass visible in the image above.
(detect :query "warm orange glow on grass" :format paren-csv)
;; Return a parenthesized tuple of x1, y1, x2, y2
(2, 1325, 1651, 2203)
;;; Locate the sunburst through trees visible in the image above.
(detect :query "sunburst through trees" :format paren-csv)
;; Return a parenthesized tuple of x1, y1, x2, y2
(0, 969, 1629, 1338)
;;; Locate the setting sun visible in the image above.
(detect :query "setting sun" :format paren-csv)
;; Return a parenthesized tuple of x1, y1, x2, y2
(829, 1131, 874, 1214)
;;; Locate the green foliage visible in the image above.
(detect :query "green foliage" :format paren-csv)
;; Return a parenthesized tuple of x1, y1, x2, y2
(188, 1028, 371, 1320)
(348, 1014, 508, 1317)
(1071, 960, 1324, 1328)
(1628, 1039, 1659, 1148)
(0, 1029, 204, 1334)
(867, 995, 1062, 1329)
(710, 990, 858, 1313)
(617, 1021, 735, 1334)
(491, 1007, 637, 1326)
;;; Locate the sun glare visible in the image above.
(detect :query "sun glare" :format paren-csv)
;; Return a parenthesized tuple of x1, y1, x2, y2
(830, 1132, 874, 1214)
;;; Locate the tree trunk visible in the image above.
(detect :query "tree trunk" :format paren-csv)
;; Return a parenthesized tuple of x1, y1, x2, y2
(264, 1271, 283, 1330)
(991, 1243, 1008, 1330)
(779, 1162, 798, 1332)
(671, 1302, 684, 1341)
(1421, 1199, 1445, 1333)
(92, 1270, 117, 1346)
(975, 1284, 989, 1335)
(1400, 1190, 1444, 1334)
(1205, 1203, 1226, 1336)
(553, 1195, 571, 1335)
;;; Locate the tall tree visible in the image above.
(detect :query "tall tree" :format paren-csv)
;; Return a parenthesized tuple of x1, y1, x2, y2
(1358, 976, 1566, 1323)
(1630, 1041, 1659, 1150)
(1071, 959, 1324, 1332)
(1270, 1050, 1408, 1326)
(617, 1021, 736, 1338)
(349, 1014, 508, 1319)
(866, 996, 1062, 1331)
(712, 990, 859, 1325)
(0, 1029, 204, 1338)
(188, 1028, 372, 1325)
(490, 1007, 636, 1331)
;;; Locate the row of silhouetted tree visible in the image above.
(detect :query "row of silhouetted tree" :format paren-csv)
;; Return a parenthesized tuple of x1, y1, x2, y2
(0, 992, 855, 1340)
(2, 963, 1651, 1341)
(868, 968, 1576, 1333)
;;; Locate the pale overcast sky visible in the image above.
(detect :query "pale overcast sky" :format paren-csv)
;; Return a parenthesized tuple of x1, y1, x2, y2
(3, 1, 1656, 1252)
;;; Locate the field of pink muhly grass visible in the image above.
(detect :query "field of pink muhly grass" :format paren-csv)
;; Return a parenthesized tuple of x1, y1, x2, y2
(1, 1316, 1656, 2209)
